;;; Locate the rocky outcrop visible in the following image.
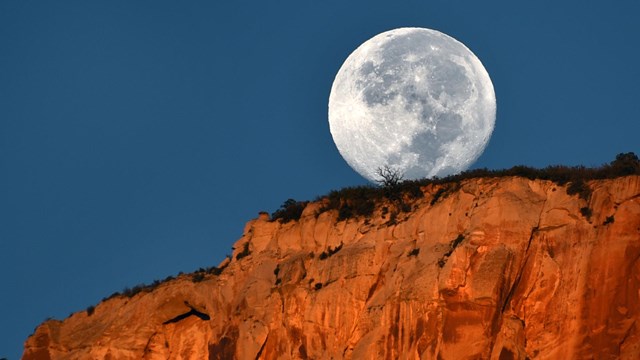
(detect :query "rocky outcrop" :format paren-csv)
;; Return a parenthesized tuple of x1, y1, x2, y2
(23, 176, 640, 359)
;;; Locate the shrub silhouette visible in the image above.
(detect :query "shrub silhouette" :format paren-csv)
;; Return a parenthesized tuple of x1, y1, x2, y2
(206, 264, 225, 275)
(610, 152, 640, 175)
(566, 179, 591, 200)
(271, 199, 308, 223)
(236, 242, 251, 260)
(319, 186, 378, 221)
(580, 207, 593, 220)
(191, 272, 206, 282)
(101, 260, 230, 303)
(408, 248, 420, 257)
(301, 153, 640, 221)
(319, 243, 343, 260)
(430, 184, 458, 205)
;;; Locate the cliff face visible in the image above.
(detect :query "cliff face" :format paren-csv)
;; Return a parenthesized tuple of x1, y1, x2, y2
(23, 176, 640, 359)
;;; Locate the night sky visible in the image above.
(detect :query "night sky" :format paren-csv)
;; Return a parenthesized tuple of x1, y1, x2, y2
(1, 1, 639, 358)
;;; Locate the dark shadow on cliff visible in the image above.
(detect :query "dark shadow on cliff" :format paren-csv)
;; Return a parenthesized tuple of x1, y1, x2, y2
(163, 305, 210, 325)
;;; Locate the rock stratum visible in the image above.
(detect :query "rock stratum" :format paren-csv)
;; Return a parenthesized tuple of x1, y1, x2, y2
(23, 175, 640, 359)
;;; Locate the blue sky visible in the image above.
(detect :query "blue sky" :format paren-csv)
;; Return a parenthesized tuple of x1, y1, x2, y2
(1, 1, 639, 358)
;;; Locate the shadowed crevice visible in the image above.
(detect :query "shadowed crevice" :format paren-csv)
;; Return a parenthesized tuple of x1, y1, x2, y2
(254, 334, 268, 360)
(163, 306, 210, 325)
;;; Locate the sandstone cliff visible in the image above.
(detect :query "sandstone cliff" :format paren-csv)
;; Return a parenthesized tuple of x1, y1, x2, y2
(23, 175, 640, 359)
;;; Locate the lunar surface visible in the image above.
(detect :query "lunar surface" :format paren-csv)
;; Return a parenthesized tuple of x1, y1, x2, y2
(328, 27, 496, 182)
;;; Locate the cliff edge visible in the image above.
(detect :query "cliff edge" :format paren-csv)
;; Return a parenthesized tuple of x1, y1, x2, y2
(23, 174, 640, 359)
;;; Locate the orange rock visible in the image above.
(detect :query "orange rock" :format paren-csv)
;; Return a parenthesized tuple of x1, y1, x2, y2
(22, 176, 640, 359)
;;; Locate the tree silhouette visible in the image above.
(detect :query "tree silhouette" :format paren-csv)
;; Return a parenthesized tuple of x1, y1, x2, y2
(376, 165, 403, 188)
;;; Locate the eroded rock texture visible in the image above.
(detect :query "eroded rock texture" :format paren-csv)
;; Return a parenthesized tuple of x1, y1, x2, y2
(23, 176, 640, 359)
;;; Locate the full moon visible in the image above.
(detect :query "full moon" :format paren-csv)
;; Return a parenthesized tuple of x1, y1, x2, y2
(328, 27, 496, 182)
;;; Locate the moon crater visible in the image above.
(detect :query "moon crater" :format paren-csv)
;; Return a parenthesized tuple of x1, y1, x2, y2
(328, 27, 496, 182)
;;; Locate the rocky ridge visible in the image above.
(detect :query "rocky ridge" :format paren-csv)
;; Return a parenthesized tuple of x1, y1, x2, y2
(23, 175, 640, 359)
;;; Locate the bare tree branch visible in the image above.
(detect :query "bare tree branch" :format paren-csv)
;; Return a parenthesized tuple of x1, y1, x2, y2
(376, 165, 403, 188)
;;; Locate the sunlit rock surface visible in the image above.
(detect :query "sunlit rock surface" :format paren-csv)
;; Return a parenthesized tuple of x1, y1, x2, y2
(23, 176, 640, 359)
